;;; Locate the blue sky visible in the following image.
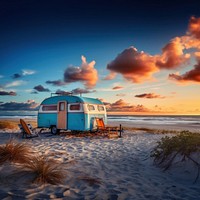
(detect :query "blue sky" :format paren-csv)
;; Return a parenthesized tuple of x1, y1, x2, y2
(0, 0, 200, 115)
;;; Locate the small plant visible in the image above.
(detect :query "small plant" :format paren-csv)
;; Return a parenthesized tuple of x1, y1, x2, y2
(24, 155, 64, 185)
(0, 140, 31, 165)
(0, 121, 16, 129)
(151, 130, 200, 182)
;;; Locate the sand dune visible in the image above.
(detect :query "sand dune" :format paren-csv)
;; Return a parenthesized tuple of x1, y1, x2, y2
(0, 127, 200, 199)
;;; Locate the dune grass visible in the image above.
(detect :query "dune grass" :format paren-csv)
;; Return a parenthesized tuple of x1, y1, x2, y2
(23, 155, 64, 185)
(0, 140, 31, 165)
(151, 130, 200, 182)
(0, 140, 65, 185)
(0, 121, 17, 129)
(0, 119, 37, 130)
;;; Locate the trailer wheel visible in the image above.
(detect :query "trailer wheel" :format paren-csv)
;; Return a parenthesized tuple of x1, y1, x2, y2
(51, 126, 58, 135)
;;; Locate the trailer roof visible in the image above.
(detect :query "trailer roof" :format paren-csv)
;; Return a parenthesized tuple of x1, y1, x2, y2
(40, 95, 103, 105)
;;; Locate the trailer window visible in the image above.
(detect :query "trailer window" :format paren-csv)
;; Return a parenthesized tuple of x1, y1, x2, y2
(42, 105, 57, 111)
(98, 105, 105, 111)
(70, 104, 80, 110)
(59, 102, 65, 111)
(88, 104, 95, 111)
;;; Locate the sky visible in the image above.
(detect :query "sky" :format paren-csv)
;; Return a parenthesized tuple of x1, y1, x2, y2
(0, 0, 200, 115)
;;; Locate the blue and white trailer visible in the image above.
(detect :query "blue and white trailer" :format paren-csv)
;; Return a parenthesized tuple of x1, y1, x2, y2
(37, 95, 107, 134)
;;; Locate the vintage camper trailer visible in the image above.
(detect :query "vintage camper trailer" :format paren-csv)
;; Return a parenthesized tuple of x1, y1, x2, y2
(37, 95, 107, 134)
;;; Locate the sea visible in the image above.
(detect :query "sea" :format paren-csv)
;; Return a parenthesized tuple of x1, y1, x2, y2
(0, 112, 200, 126)
(107, 115, 200, 126)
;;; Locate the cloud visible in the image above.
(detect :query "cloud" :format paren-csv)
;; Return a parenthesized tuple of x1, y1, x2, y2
(46, 80, 66, 86)
(188, 16, 200, 39)
(156, 37, 190, 69)
(106, 43, 190, 83)
(22, 69, 36, 76)
(107, 47, 158, 83)
(11, 69, 35, 79)
(106, 99, 149, 112)
(71, 88, 96, 95)
(0, 90, 17, 96)
(103, 72, 116, 80)
(12, 73, 22, 79)
(112, 86, 123, 90)
(169, 53, 200, 83)
(4, 80, 26, 88)
(55, 89, 72, 95)
(106, 17, 200, 84)
(0, 100, 39, 111)
(64, 56, 98, 89)
(33, 85, 50, 92)
(135, 93, 165, 99)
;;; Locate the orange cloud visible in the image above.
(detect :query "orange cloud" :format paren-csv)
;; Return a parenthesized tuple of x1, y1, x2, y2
(64, 56, 98, 89)
(104, 72, 116, 80)
(156, 37, 190, 69)
(135, 93, 165, 99)
(188, 16, 200, 39)
(106, 16, 200, 84)
(106, 41, 189, 83)
(169, 53, 200, 83)
(107, 47, 158, 83)
(182, 35, 200, 50)
(106, 99, 149, 112)
(112, 86, 123, 90)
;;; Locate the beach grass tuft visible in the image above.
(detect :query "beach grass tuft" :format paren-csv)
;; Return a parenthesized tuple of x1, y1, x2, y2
(151, 130, 200, 182)
(0, 121, 16, 129)
(24, 155, 64, 185)
(0, 140, 31, 165)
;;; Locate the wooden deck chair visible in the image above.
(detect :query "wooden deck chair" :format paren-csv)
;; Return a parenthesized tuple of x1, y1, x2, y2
(18, 119, 39, 138)
(95, 118, 119, 137)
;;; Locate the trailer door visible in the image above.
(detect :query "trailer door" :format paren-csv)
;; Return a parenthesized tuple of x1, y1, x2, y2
(57, 101, 67, 129)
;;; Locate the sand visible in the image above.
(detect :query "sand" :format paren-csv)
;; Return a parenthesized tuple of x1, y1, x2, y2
(109, 120, 200, 132)
(0, 118, 200, 199)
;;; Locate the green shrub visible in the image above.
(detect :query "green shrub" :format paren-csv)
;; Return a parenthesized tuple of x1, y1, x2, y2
(151, 130, 200, 182)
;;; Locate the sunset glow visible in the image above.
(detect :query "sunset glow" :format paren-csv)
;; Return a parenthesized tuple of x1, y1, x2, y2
(0, 1, 200, 115)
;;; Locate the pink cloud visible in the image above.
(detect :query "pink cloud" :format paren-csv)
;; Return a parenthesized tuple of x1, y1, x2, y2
(106, 99, 149, 112)
(106, 17, 200, 84)
(169, 53, 200, 83)
(107, 47, 158, 83)
(103, 72, 116, 80)
(112, 86, 123, 90)
(188, 16, 200, 39)
(156, 37, 190, 69)
(135, 93, 165, 99)
(64, 56, 98, 89)
(169, 58, 200, 83)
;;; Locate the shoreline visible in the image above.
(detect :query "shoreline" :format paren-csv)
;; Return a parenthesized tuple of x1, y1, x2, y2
(0, 117, 199, 133)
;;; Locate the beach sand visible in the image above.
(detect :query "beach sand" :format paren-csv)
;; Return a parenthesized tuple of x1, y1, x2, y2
(0, 118, 200, 199)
